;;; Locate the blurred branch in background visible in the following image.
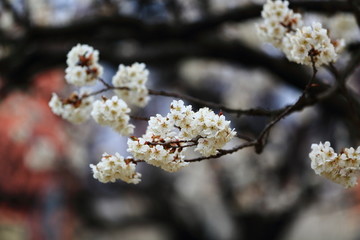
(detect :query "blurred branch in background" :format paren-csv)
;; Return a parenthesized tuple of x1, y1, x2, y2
(0, 0, 360, 240)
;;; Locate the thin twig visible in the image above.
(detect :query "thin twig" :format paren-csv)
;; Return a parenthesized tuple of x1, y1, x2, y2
(348, 0, 360, 28)
(98, 77, 112, 88)
(236, 133, 255, 142)
(84, 86, 130, 98)
(82, 78, 282, 117)
(129, 115, 149, 121)
(185, 140, 257, 162)
(331, 62, 360, 126)
(129, 64, 344, 164)
(145, 137, 200, 147)
(148, 89, 280, 117)
(254, 59, 318, 153)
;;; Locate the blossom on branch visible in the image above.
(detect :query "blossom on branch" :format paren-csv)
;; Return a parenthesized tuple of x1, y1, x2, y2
(256, 0, 302, 48)
(48, 92, 93, 123)
(193, 107, 236, 157)
(257, 0, 344, 67)
(284, 22, 344, 67)
(127, 100, 236, 172)
(112, 62, 150, 107)
(91, 96, 134, 136)
(65, 44, 103, 86)
(309, 141, 360, 188)
(90, 152, 141, 184)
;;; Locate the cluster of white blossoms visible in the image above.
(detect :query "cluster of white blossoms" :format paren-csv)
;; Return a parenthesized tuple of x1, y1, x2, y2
(65, 44, 103, 86)
(91, 96, 134, 136)
(257, 0, 344, 66)
(284, 22, 344, 66)
(49, 92, 93, 123)
(127, 100, 236, 172)
(309, 141, 360, 188)
(50, 44, 238, 184)
(257, 0, 302, 48)
(90, 152, 141, 184)
(112, 63, 150, 107)
(49, 44, 150, 137)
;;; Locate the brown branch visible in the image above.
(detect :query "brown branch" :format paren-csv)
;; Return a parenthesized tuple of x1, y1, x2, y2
(330, 59, 360, 126)
(236, 133, 255, 142)
(0, 1, 353, 96)
(78, 78, 283, 117)
(148, 89, 281, 117)
(340, 47, 360, 81)
(132, 137, 257, 163)
(130, 72, 341, 164)
(20, 1, 352, 42)
(98, 77, 112, 88)
(325, 46, 360, 133)
(84, 86, 129, 98)
(0, 38, 321, 97)
(254, 59, 318, 153)
(129, 115, 149, 121)
(184, 61, 324, 162)
(185, 140, 257, 162)
(77, 65, 331, 127)
(348, 0, 360, 28)
(145, 136, 201, 148)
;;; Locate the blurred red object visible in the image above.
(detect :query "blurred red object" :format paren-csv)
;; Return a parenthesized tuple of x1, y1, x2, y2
(0, 70, 77, 240)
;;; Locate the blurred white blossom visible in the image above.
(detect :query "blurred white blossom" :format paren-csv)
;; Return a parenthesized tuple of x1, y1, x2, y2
(25, 137, 57, 171)
(329, 14, 360, 43)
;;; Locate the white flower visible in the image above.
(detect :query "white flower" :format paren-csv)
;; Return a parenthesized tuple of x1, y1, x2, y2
(329, 14, 360, 43)
(148, 114, 175, 136)
(65, 44, 103, 86)
(285, 22, 341, 66)
(309, 141, 360, 188)
(257, 0, 302, 48)
(257, 1, 344, 67)
(127, 135, 188, 172)
(170, 99, 186, 113)
(90, 152, 141, 184)
(25, 138, 57, 171)
(49, 92, 93, 123)
(127, 100, 236, 171)
(192, 108, 236, 156)
(67, 44, 99, 67)
(91, 96, 134, 136)
(332, 38, 345, 55)
(112, 62, 150, 107)
(65, 66, 87, 86)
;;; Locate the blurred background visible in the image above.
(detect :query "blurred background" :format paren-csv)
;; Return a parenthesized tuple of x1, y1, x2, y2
(1, 0, 360, 239)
